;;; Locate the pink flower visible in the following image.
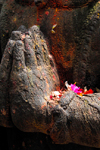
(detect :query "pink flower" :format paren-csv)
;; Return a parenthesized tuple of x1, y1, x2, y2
(70, 84, 82, 93)
(65, 81, 93, 96)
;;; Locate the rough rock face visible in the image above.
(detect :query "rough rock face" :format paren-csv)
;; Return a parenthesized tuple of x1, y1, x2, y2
(0, 0, 37, 57)
(1, 0, 100, 89)
(0, 0, 100, 150)
(0, 25, 100, 150)
(34, 0, 94, 8)
(0, 0, 3, 12)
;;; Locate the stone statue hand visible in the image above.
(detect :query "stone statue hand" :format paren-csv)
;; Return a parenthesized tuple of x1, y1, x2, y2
(1, 25, 100, 148)
(9, 25, 60, 132)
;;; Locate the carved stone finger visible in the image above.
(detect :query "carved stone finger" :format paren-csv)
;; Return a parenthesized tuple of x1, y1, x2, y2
(0, 40, 15, 127)
(11, 31, 22, 41)
(24, 35, 37, 69)
(0, 40, 15, 75)
(29, 26, 45, 66)
(12, 40, 26, 72)
(17, 25, 27, 33)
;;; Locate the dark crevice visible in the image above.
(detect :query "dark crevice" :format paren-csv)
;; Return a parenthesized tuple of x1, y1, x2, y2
(0, 127, 9, 150)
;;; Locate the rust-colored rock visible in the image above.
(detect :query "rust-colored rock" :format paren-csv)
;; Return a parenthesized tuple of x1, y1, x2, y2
(0, 0, 100, 149)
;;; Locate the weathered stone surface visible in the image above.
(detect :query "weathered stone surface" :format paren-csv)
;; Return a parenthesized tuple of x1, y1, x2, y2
(9, 26, 60, 133)
(1, 0, 100, 89)
(0, 0, 3, 12)
(0, 39, 15, 127)
(0, 25, 60, 127)
(34, 0, 94, 8)
(0, 0, 37, 56)
(0, 25, 100, 148)
(1, 0, 100, 149)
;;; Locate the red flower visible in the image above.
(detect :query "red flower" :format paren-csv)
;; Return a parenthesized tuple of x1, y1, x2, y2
(78, 88, 84, 93)
(50, 95, 53, 99)
(84, 89, 93, 94)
